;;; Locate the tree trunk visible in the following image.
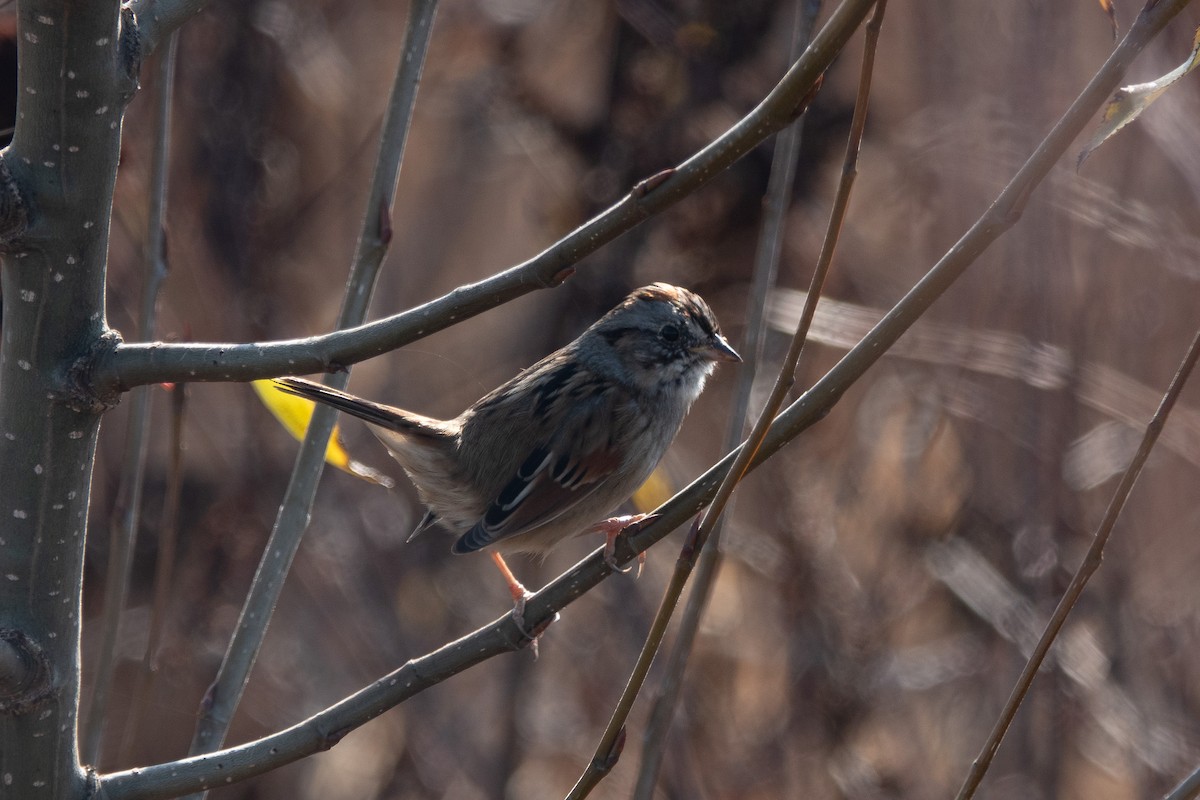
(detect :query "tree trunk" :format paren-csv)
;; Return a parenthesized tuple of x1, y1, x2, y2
(0, 2, 134, 797)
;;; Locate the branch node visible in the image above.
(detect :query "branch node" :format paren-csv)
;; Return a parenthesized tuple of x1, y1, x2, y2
(377, 197, 393, 245)
(0, 629, 54, 716)
(548, 266, 576, 287)
(83, 766, 101, 800)
(0, 155, 32, 248)
(677, 514, 704, 564)
(199, 681, 217, 713)
(118, 5, 144, 104)
(788, 74, 825, 122)
(599, 725, 626, 771)
(67, 329, 125, 412)
(322, 725, 353, 750)
(632, 168, 675, 198)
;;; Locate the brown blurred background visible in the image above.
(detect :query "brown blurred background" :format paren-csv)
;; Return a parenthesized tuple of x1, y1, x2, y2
(68, 0, 1200, 797)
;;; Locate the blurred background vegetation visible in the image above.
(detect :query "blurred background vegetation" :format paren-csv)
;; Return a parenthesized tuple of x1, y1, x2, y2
(42, 0, 1200, 797)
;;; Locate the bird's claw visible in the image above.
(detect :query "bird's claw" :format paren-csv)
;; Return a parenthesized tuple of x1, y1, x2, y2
(509, 595, 557, 660)
(603, 544, 647, 578)
(595, 513, 656, 577)
(510, 590, 532, 634)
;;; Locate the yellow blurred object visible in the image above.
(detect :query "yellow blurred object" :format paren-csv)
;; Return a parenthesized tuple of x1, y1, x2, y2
(631, 467, 673, 514)
(253, 379, 394, 488)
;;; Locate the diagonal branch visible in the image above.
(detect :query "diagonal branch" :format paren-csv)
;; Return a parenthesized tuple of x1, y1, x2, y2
(571, 3, 885, 796)
(634, 0, 831, 792)
(181, 0, 441, 780)
(954, 324, 1200, 799)
(89, 0, 879, 399)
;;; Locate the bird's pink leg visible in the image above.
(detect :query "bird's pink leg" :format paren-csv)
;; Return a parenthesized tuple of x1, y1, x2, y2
(490, 551, 531, 621)
(489, 552, 552, 658)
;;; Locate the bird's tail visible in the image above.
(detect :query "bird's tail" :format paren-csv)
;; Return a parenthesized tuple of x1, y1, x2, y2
(271, 377, 454, 440)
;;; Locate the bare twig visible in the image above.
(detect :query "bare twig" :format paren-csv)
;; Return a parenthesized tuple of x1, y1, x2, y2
(955, 325, 1200, 799)
(118, 379, 186, 765)
(181, 0, 441, 781)
(81, 29, 178, 767)
(634, 0, 825, 791)
(92, 0, 880, 397)
(571, 3, 886, 797)
(635, 0, 822, 791)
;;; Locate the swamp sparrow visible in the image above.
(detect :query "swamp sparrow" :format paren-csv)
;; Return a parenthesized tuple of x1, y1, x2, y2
(275, 283, 738, 619)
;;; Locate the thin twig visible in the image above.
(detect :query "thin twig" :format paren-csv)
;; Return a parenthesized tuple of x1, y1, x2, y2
(92, 0, 880, 397)
(118, 379, 186, 765)
(182, 0, 441, 785)
(116, 33, 185, 765)
(571, 3, 887, 797)
(80, 29, 178, 767)
(955, 325, 1200, 799)
(634, 0, 821, 795)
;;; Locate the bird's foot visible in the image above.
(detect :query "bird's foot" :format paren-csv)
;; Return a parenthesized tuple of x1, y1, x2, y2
(590, 513, 656, 577)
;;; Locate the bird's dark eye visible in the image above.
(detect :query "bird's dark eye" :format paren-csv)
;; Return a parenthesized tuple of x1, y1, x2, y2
(659, 323, 680, 342)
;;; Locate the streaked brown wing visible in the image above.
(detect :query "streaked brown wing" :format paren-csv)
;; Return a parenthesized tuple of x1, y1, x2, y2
(452, 387, 625, 553)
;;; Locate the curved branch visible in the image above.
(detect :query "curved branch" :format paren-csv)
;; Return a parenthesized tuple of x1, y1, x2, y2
(90, 0, 877, 398)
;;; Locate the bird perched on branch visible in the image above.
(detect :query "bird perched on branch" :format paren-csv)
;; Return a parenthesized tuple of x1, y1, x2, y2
(274, 283, 739, 627)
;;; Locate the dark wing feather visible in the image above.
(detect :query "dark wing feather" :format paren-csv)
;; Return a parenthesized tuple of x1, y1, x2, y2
(452, 386, 625, 553)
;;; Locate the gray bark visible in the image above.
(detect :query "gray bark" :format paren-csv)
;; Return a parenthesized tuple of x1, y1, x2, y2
(0, 2, 136, 797)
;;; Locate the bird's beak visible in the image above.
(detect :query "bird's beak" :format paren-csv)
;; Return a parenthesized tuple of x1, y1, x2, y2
(699, 335, 741, 363)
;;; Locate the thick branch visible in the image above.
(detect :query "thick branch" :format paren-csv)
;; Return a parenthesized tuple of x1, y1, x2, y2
(0, 1, 136, 798)
(90, 0, 878, 398)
